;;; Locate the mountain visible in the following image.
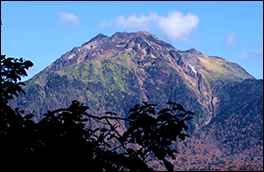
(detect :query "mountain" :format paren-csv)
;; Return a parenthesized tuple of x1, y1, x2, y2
(9, 31, 262, 170)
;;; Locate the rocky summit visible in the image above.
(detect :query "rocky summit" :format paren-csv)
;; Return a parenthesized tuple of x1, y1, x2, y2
(10, 31, 263, 170)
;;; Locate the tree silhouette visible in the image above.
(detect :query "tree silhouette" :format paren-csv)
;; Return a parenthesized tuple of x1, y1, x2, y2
(1, 55, 33, 104)
(1, 54, 194, 171)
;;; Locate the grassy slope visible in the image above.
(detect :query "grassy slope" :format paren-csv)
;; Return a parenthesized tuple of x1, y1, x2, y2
(198, 55, 254, 91)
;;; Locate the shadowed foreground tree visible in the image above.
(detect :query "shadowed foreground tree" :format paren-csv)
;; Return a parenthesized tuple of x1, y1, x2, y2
(0, 55, 194, 171)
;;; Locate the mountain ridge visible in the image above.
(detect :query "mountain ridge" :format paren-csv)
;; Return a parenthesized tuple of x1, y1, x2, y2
(34, 31, 253, 82)
(9, 31, 262, 170)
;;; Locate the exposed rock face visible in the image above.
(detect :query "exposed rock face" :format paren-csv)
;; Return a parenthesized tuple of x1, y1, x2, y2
(37, 32, 176, 75)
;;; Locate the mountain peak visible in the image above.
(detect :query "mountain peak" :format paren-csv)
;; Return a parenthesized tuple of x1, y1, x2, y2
(82, 33, 108, 46)
(137, 31, 151, 35)
(186, 48, 202, 55)
(93, 33, 108, 39)
(110, 31, 154, 40)
(112, 31, 151, 36)
(187, 48, 198, 52)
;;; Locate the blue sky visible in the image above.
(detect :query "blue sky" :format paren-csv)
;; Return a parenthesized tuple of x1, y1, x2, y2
(1, 1, 263, 81)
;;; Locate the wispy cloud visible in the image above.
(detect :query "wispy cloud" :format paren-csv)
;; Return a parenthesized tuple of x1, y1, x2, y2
(224, 32, 237, 48)
(56, 12, 80, 27)
(237, 46, 263, 59)
(99, 12, 158, 31)
(237, 51, 249, 59)
(252, 46, 263, 57)
(98, 10, 200, 42)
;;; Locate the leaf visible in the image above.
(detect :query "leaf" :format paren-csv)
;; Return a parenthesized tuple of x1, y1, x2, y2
(182, 123, 188, 131)
(139, 106, 145, 112)
(158, 113, 173, 122)
(146, 107, 155, 114)
(128, 112, 139, 120)
(178, 133, 190, 140)
(111, 112, 117, 116)
(179, 112, 187, 118)
(152, 147, 166, 160)
(172, 106, 177, 111)
(24, 114, 34, 120)
(94, 128, 100, 132)
(177, 104, 185, 112)
(80, 106, 89, 112)
(81, 118, 88, 122)
(158, 108, 172, 114)
(129, 108, 136, 113)
(187, 111, 195, 115)
(100, 128, 108, 132)
(167, 148, 176, 160)
(17, 82, 25, 86)
(97, 133, 105, 142)
(126, 148, 134, 154)
(135, 103, 140, 110)
(167, 101, 173, 105)
(24, 60, 34, 68)
(178, 134, 185, 141)
(163, 159, 174, 171)
(173, 149, 179, 154)
(184, 116, 193, 121)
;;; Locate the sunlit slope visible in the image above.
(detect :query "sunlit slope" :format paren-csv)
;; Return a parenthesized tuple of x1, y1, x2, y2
(197, 55, 254, 86)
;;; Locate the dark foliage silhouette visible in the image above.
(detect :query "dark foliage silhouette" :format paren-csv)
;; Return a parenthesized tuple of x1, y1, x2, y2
(1, 54, 194, 171)
(1, 55, 33, 104)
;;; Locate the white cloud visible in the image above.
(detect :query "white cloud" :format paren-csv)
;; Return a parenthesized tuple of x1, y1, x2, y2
(157, 11, 199, 42)
(237, 46, 263, 59)
(56, 12, 80, 27)
(98, 10, 200, 42)
(224, 32, 237, 48)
